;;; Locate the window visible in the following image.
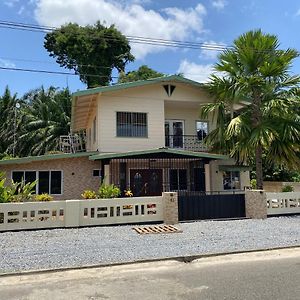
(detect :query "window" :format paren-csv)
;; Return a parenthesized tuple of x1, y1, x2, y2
(196, 121, 208, 141)
(223, 171, 240, 190)
(93, 169, 101, 177)
(12, 171, 37, 193)
(117, 112, 147, 137)
(12, 170, 62, 195)
(169, 169, 187, 191)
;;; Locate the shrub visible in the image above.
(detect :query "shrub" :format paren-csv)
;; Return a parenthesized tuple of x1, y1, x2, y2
(250, 179, 257, 189)
(12, 180, 37, 202)
(81, 190, 97, 199)
(35, 193, 53, 202)
(281, 185, 294, 192)
(98, 183, 121, 199)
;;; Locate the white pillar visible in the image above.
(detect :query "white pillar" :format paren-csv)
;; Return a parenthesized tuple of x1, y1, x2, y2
(205, 163, 211, 192)
(104, 164, 110, 185)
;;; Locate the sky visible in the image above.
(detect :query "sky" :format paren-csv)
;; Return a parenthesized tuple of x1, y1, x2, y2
(1, 0, 300, 96)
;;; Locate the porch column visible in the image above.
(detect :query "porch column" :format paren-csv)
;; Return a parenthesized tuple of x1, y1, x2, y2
(104, 164, 110, 185)
(205, 163, 211, 192)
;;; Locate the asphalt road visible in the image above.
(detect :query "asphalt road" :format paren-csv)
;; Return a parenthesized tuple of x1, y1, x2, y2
(0, 248, 299, 300)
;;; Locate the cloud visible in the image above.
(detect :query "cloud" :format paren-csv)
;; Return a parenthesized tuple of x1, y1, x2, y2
(33, 0, 207, 59)
(4, 0, 19, 7)
(0, 59, 16, 68)
(177, 59, 222, 83)
(200, 40, 226, 60)
(211, 0, 227, 10)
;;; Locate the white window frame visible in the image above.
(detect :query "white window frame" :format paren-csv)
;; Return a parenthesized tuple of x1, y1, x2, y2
(11, 170, 63, 195)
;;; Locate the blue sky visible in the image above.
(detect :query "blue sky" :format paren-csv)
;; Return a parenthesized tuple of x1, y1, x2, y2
(1, 0, 300, 96)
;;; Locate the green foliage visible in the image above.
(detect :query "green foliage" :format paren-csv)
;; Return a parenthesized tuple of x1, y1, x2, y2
(12, 180, 37, 202)
(98, 183, 121, 199)
(202, 29, 300, 189)
(34, 193, 53, 202)
(118, 65, 164, 83)
(81, 190, 97, 199)
(250, 179, 257, 189)
(0, 172, 14, 203)
(281, 185, 294, 192)
(44, 22, 134, 88)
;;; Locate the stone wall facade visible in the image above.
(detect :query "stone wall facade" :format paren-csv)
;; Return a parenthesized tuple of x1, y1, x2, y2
(162, 192, 178, 224)
(245, 190, 267, 219)
(0, 157, 101, 200)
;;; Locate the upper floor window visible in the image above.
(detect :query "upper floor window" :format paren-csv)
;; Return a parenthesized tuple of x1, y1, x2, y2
(116, 112, 148, 137)
(196, 121, 208, 141)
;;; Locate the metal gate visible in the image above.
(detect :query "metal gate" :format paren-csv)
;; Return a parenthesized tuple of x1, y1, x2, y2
(178, 192, 246, 221)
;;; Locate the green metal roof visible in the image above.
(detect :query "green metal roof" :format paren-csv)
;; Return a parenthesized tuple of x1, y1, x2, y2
(72, 75, 204, 97)
(0, 151, 99, 165)
(89, 148, 227, 161)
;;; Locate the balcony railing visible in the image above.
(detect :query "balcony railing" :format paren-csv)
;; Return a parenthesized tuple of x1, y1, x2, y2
(165, 135, 208, 152)
(59, 134, 86, 153)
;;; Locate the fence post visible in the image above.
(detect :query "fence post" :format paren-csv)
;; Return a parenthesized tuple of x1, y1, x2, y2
(65, 200, 80, 227)
(162, 192, 178, 225)
(245, 190, 267, 219)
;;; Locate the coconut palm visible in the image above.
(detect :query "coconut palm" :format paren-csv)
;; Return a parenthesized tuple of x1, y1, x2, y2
(19, 87, 72, 156)
(201, 30, 300, 189)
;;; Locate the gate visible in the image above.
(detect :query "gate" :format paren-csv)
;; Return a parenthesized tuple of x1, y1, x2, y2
(178, 192, 246, 221)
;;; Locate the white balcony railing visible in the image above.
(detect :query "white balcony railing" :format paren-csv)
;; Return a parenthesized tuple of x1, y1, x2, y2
(165, 135, 208, 152)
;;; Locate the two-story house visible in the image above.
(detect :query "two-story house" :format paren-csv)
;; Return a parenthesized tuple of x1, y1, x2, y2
(0, 75, 250, 200)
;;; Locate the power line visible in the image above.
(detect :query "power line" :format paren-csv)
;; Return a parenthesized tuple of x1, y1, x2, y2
(0, 66, 119, 79)
(0, 20, 228, 51)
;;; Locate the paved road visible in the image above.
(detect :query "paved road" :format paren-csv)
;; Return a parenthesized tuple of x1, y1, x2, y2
(0, 248, 299, 300)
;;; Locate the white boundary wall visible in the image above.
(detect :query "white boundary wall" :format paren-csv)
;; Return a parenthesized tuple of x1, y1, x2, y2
(0, 196, 163, 232)
(266, 192, 300, 215)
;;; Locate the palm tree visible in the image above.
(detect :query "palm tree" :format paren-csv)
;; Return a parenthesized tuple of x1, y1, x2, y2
(201, 30, 300, 189)
(19, 87, 72, 156)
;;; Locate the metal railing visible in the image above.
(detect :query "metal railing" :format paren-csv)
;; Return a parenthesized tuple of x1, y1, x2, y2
(165, 135, 208, 152)
(59, 134, 86, 153)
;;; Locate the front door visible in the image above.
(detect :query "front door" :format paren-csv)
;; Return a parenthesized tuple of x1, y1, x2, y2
(130, 169, 163, 197)
(165, 120, 184, 149)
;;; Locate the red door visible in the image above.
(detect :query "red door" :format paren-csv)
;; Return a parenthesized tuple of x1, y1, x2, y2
(130, 169, 163, 197)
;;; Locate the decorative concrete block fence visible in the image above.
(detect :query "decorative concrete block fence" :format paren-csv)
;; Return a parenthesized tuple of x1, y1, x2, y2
(266, 192, 300, 215)
(0, 193, 178, 232)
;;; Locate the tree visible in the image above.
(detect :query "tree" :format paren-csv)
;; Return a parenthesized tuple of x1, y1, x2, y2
(0, 87, 23, 157)
(18, 87, 72, 156)
(44, 22, 134, 88)
(118, 65, 165, 83)
(201, 30, 300, 189)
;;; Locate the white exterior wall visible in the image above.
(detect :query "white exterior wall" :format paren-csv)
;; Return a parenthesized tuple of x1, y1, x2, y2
(209, 159, 250, 192)
(83, 82, 214, 152)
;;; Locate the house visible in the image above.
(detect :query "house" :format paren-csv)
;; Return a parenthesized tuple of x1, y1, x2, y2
(0, 75, 250, 200)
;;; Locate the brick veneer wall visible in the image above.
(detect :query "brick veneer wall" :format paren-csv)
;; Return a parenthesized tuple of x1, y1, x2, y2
(0, 157, 101, 200)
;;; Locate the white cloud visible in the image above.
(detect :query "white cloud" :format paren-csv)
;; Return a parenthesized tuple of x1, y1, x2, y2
(0, 59, 16, 68)
(33, 0, 207, 59)
(4, 0, 19, 7)
(177, 59, 221, 83)
(211, 0, 227, 10)
(200, 40, 226, 60)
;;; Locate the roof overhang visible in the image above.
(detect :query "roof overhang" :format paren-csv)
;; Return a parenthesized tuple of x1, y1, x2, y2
(0, 152, 99, 165)
(89, 148, 227, 161)
(71, 93, 98, 132)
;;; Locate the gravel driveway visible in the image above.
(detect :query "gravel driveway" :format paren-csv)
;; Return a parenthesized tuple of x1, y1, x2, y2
(0, 216, 299, 273)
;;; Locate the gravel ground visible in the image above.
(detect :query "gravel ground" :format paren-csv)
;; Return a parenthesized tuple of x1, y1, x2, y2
(0, 216, 299, 273)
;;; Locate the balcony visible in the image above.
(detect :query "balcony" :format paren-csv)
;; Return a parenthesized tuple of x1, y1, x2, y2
(59, 134, 86, 153)
(165, 135, 208, 152)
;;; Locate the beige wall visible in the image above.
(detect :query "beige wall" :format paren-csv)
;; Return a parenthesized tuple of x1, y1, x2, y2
(209, 159, 250, 192)
(263, 181, 300, 192)
(0, 157, 101, 200)
(80, 82, 215, 153)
